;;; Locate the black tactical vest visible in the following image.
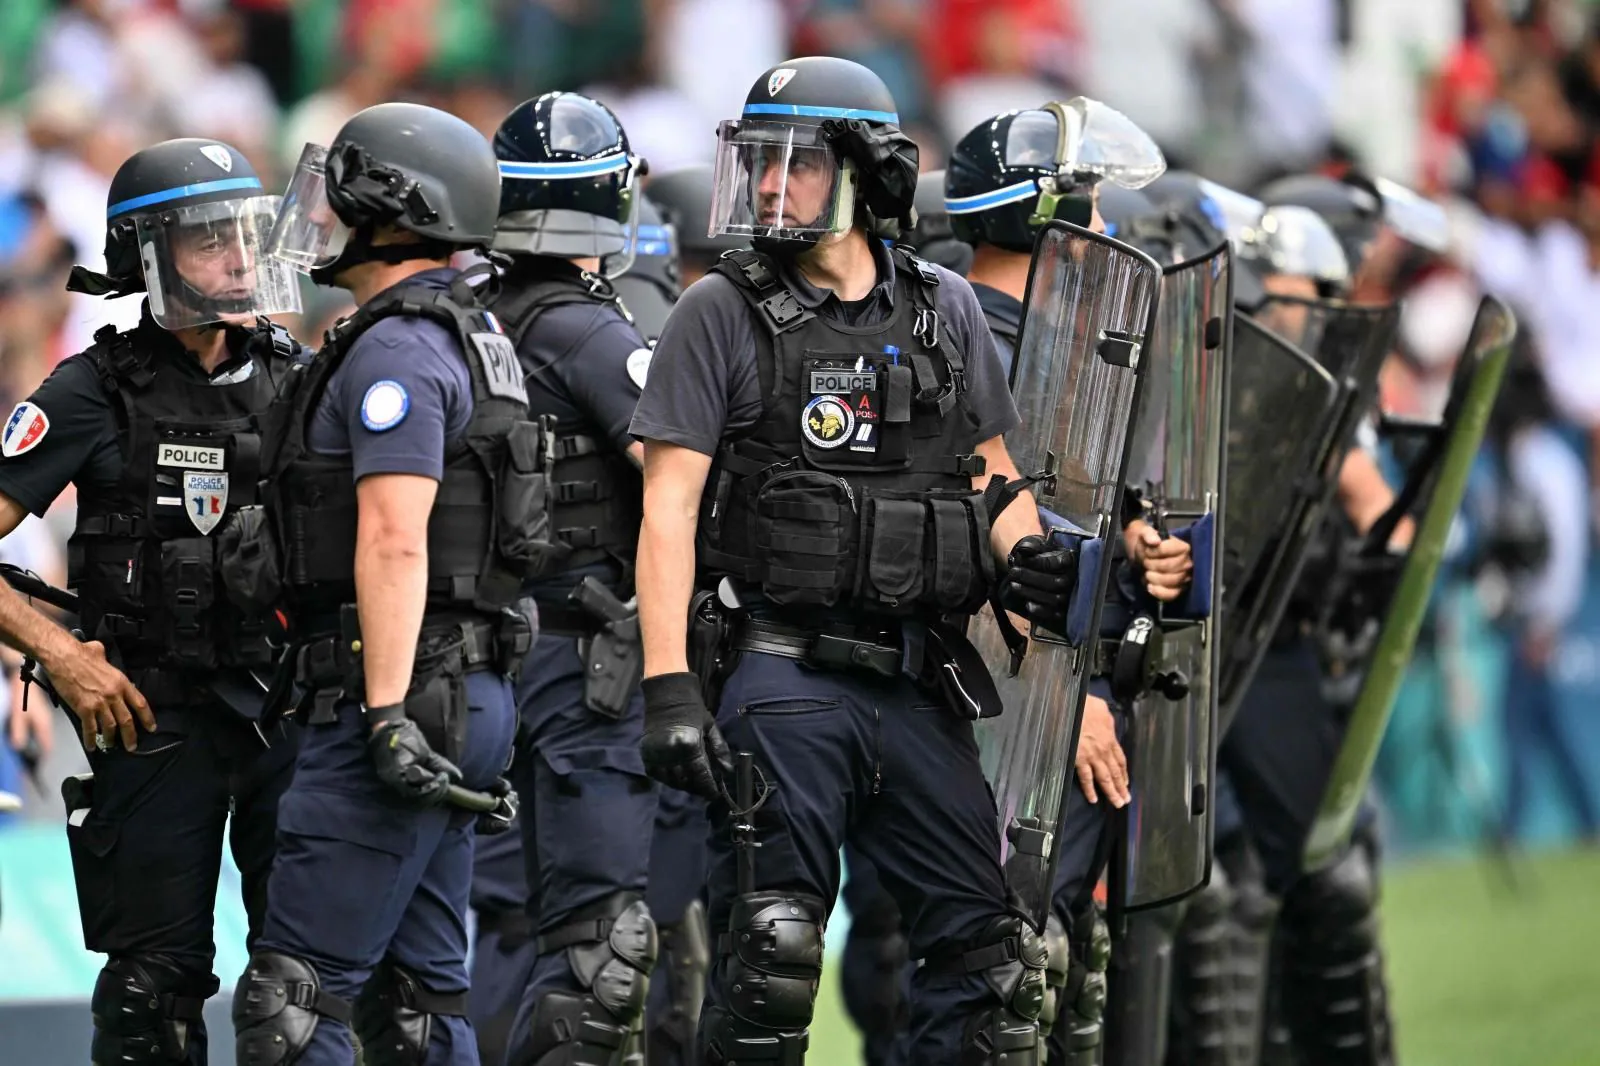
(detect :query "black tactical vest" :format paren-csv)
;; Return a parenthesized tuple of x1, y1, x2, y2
(485, 263, 642, 571)
(699, 247, 998, 619)
(69, 319, 300, 672)
(263, 273, 560, 627)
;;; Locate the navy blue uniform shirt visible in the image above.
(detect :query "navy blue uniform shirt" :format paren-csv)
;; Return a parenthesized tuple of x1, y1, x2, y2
(308, 267, 474, 479)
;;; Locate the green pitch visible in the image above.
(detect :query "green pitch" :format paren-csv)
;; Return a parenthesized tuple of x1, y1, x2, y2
(807, 847, 1600, 1066)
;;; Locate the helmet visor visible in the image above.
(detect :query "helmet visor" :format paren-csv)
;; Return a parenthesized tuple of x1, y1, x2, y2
(267, 144, 352, 273)
(1371, 176, 1449, 253)
(133, 195, 301, 330)
(709, 119, 855, 241)
(1059, 98, 1167, 190)
(1255, 205, 1350, 285)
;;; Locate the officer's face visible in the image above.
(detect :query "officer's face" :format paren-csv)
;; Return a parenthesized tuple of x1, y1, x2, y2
(753, 145, 832, 229)
(172, 220, 258, 303)
(1256, 273, 1319, 345)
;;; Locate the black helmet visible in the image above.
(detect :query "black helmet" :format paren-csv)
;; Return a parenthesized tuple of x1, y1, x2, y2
(709, 56, 918, 246)
(946, 98, 1166, 253)
(647, 164, 746, 261)
(492, 92, 645, 264)
(68, 137, 300, 330)
(269, 102, 500, 285)
(612, 194, 680, 342)
(897, 169, 971, 276)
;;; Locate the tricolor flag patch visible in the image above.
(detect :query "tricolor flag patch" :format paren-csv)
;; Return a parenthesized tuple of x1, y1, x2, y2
(1, 402, 49, 458)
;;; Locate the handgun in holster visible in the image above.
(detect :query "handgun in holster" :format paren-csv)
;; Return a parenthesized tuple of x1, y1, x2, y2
(571, 576, 643, 718)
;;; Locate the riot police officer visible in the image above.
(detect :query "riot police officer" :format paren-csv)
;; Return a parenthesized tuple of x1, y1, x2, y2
(0, 137, 305, 1064)
(630, 57, 1084, 1063)
(946, 102, 1187, 1066)
(479, 90, 661, 1066)
(232, 103, 537, 1066)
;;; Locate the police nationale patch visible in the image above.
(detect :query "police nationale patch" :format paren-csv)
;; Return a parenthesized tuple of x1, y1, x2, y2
(361, 380, 410, 432)
(200, 144, 234, 172)
(768, 67, 797, 97)
(182, 472, 228, 535)
(1, 402, 49, 458)
(626, 347, 652, 390)
(802, 395, 853, 450)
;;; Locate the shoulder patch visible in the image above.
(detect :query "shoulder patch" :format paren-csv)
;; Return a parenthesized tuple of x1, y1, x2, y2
(1, 402, 50, 458)
(360, 380, 410, 433)
(626, 347, 652, 390)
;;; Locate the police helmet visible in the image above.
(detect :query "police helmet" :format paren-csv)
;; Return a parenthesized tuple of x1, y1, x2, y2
(269, 103, 500, 284)
(67, 138, 301, 330)
(709, 56, 915, 245)
(897, 168, 972, 276)
(1143, 172, 1270, 305)
(946, 98, 1166, 253)
(492, 92, 646, 271)
(611, 195, 681, 342)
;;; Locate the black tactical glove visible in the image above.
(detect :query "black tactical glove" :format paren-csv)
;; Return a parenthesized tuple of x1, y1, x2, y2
(820, 118, 919, 225)
(640, 672, 733, 800)
(476, 776, 519, 835)
(997, 534, 1081, 630)
(365, 703, 462, 806)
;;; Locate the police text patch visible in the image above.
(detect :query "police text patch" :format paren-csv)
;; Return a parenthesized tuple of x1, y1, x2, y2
(157, 443, 225, 470)
(470, 332, 528, 404)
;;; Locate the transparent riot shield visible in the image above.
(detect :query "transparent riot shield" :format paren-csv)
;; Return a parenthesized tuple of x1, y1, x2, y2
(973, 221, 1161, 929)
(1216, 301, 1400, 727)
(1110, 242, 1230, 912)
(1303, 296, 1516, 871)
(1214, 317, 1340, 725)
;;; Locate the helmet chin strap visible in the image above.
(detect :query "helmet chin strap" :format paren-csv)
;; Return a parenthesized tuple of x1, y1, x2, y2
(309, 225, 453, 287)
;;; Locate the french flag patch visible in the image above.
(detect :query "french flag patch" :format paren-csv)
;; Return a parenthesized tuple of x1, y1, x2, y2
(1, 402, 49, 458)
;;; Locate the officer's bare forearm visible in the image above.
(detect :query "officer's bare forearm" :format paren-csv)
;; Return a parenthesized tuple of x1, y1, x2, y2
(639, 440, 713, 678)
(0, 582, 79, 670)
(355, 474, 438, 710)
(974, 434, 1044, 561)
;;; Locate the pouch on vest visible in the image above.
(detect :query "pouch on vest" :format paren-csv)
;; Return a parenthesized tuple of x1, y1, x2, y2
(750, 468, 857, 607)
(217, 505, 284, 614)
(856, 489, 995, 616)
(160, 538, 217, 669)
(494, 418, 565, 579)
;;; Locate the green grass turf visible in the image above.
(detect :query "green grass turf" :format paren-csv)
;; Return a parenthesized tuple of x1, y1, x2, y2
(805, 847, 1600, 1065)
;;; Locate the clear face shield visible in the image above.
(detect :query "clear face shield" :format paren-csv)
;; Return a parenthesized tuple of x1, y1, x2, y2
(709, 119, 856, 242)
(133, 195, 302, 330)
(1255, 205, 1350, 290)
(595, 187, 641, 279)
(1371, 176, 1450, 254)
(1014, 98, 1167, 228)
(267, 143, 352, 274)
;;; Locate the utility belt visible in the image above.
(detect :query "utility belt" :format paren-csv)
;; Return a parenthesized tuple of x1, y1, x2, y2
(267, 606, 533, 749)
(727, 612, 1002, 720)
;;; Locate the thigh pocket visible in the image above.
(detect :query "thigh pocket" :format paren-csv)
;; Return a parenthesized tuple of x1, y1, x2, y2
(536, 745, 653, 800)
(65, 741, 191, 952)
(738, 696, 843, 717)
(273, 789, 418, 958)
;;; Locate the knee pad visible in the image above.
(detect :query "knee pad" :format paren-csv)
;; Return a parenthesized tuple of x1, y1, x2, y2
(514, 893, 659, 1066)
(91, 955, 216, 1064)
(1036, 913, 1070, 1041)
(1057, 905, 1109, 1066)
(1278, 845, 1395, 1065)
(1222, 841, 1280, 1066)
(1167, 866, 1234, 1066)
(925, 915, 1044, 1066)
(701, 892, 825, 1066)
(352, 960, 468, 1066)
(650, 898, 711, 1064)
(234, 952, 352, 1066)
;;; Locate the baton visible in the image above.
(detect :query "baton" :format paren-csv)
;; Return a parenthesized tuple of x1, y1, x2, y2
(734, 751, 758, 897)
(444, 783, 502, 813)
(0, 564, 79, 615)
